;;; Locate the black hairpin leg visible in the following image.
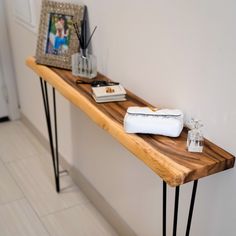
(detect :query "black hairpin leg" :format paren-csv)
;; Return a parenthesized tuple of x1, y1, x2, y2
(173, 186, 180, 236)
(185, 180, 198, 236)
(163, 180, 198, 236)
(40, 78, 60, 192)
(163, 181, 167, 236)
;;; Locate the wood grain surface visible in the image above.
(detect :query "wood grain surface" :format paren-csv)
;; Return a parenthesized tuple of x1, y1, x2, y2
(26, 56, 235, 187)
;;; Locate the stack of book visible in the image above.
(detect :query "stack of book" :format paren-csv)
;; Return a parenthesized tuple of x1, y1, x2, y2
(91, 84, 126, 103)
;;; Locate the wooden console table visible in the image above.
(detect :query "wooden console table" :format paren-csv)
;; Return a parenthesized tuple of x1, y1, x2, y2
(26, 56, 235, 236)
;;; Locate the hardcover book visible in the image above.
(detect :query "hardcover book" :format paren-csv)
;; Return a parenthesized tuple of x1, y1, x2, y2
(91, 85, 126, 103)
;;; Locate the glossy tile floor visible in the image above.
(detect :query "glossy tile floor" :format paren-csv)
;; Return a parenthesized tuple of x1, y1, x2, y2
(0, 120, 118, 236)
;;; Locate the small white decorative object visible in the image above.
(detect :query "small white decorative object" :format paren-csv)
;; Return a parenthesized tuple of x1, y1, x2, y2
(187, 119, 204, 153)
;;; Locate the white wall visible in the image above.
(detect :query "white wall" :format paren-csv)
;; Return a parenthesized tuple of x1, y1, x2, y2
(5, 0, 236, 235)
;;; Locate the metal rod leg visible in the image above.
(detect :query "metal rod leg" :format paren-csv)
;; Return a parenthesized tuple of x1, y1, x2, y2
(185, 180, 198, 236)
(163, 181, 167, 236)
(44, 81, 60, 192)
(52, 87, 60, 191)
(173, 186, 180, 236)
(40, 78, 60, 192)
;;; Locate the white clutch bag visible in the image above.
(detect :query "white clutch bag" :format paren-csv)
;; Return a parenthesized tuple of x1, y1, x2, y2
(123, 107, 184, 137)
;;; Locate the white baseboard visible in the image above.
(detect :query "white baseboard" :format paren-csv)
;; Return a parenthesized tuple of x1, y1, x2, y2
(21, 113, 136, 236)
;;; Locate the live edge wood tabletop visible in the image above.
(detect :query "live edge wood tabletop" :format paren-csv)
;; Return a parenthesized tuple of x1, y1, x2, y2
(26, 56, 235, 187)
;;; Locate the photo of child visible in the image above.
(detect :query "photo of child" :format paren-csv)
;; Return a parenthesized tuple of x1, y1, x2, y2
(46, 13, 73, 55)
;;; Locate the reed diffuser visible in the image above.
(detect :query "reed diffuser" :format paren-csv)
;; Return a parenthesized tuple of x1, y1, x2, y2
(72, 7, 97, 78)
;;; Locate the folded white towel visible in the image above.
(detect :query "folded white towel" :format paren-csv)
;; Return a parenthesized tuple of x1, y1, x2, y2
(124, 107, 184, 137)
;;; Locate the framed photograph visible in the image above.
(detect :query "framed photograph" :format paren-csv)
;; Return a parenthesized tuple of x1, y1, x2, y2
(35, 0, 84, 69)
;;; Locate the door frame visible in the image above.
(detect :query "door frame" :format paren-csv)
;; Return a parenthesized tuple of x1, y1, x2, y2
(0, 60, 9, 118)
(0, 1, 20, 120)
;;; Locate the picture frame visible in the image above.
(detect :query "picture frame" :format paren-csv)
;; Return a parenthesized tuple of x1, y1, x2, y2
(35, 0, 84, 70)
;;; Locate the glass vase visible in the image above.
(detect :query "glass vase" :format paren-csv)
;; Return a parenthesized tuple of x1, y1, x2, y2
(72, 48, 97, 79)
(187, 119, 204, 152)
